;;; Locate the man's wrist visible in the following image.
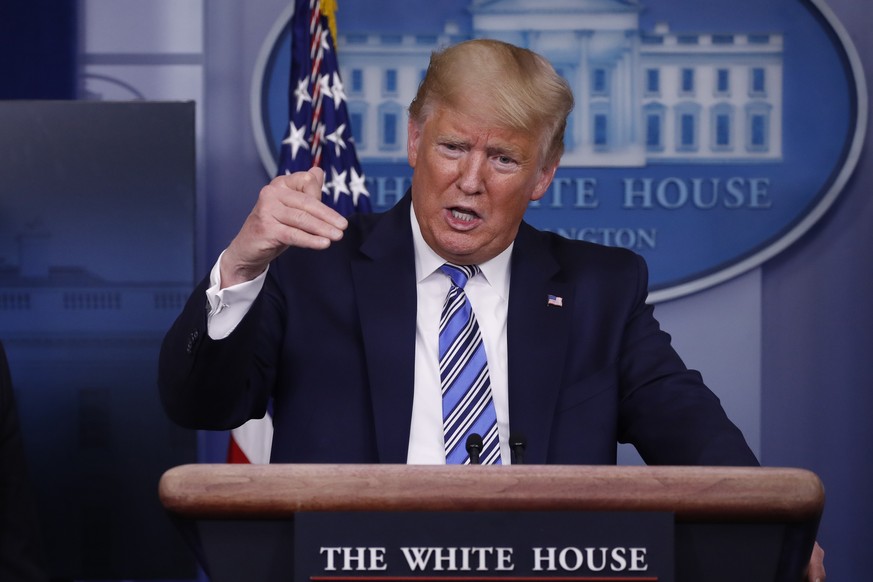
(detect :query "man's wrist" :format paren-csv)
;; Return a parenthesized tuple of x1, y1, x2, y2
(219, 249, 269, 289)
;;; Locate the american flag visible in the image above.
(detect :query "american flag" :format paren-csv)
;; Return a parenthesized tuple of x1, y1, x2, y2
(278, 0, 371, 213)
(228, 0, 370, 464)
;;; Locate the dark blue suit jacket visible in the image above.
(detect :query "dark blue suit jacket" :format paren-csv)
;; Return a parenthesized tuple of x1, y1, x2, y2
(159, 193, 757, 467)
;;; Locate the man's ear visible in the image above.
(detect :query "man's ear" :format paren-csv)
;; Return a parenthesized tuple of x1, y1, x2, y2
(407, 118, 421, 168)
(530, 162, 558, 202)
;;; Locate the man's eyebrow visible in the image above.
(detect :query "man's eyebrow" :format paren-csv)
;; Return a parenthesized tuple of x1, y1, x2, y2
(436, 133, 468, 146)
(487, 143, 524, 159)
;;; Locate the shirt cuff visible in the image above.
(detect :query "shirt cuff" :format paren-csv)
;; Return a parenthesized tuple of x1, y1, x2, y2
(205, 251, 268, 340)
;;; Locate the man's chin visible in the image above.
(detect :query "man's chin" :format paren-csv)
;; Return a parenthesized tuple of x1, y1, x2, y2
(432, 240, 477, 265)
(433, 234, 501, 265)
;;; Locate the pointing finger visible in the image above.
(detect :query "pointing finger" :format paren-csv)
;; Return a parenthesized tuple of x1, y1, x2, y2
(272, 170, 348, 231)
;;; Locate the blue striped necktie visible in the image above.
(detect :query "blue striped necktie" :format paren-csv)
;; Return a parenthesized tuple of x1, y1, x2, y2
(439, 264, 501, 465)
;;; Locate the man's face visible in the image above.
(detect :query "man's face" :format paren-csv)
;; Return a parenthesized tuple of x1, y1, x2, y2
(407, 105, 557, 266)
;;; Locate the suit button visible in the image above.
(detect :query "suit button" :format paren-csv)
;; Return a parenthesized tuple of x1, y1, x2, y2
(186, 330, 200, 355)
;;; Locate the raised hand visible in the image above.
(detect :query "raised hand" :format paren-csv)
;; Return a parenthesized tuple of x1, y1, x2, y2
(220, 167, 348, 288)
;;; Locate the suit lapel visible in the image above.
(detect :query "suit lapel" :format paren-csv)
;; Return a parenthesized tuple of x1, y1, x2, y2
(507, 223, 574, 464)
(351, 195, 417, 462)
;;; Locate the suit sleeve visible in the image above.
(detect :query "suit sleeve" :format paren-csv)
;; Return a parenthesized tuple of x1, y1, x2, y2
(616, 255, 759, 467)
(158, 276, 280, 430)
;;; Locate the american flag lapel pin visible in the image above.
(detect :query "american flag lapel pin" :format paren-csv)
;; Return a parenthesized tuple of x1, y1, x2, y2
(547, 294, 563, 307)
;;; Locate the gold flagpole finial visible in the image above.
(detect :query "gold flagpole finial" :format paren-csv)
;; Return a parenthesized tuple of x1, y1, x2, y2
(320, 0, 339, 50)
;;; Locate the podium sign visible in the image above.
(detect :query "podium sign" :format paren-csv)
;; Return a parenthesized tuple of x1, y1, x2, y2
(295, 511, 674, 582)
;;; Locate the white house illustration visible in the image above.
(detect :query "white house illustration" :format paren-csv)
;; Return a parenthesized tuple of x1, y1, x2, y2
(337, 0, 783, 167)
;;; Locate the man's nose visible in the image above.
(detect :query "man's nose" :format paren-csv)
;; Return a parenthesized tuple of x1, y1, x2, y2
(456, 151, 486, 194)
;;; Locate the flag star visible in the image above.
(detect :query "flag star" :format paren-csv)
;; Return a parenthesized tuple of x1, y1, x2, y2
(349, 167, 369, 206)
(330, 72, 346, 108)
(293, 77, 311, 112)
(329, 166, 350, 203)
(326, 123, 347, 157)
(314, 122, 327, 151)
(317, 73, 333, 102)
(281, 122, 309, 160)
(320, 29, 331, 53)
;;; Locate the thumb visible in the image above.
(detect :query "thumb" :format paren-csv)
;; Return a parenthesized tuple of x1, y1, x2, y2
(308, 165, 325, 189)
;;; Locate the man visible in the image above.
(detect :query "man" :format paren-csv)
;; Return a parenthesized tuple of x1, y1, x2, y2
(1, 341, 48, 582)
(159, 38, 823, 577)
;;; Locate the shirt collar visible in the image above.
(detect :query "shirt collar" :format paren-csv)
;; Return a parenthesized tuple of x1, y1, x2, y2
(410, 203, 513, 300)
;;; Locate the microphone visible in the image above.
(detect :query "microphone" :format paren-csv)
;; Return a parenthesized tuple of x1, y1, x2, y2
(465, 433, 483, 464)
(510, 432, 527, 465)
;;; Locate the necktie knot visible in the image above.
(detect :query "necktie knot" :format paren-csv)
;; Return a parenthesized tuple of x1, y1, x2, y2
(440, 263, 480, 289)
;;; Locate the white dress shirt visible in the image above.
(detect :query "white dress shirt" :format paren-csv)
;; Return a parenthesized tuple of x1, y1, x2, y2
(204, 205, 513, 464)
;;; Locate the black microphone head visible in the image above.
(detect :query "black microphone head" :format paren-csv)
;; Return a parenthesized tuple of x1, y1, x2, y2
(465, 433, 483, 451)
(509, 432, 527, 449)
(509, 432, 527, 464)
(465, 433, 483, 464)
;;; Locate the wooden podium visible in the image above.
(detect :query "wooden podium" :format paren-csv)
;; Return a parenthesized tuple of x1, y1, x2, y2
(159, 464, 823, 582)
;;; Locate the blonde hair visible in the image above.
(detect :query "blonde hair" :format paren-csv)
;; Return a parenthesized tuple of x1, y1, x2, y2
(409, 39, 574, 167)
